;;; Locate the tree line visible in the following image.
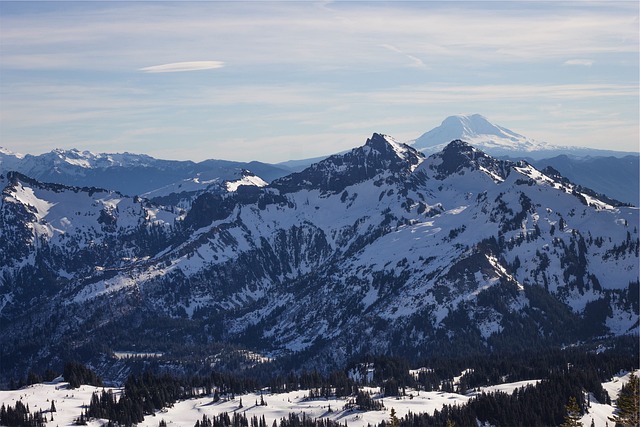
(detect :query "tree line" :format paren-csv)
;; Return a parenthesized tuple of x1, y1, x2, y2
(195, 412, 347, 427)
(0, 399, 55, 427)
(6, 336, 638, 427)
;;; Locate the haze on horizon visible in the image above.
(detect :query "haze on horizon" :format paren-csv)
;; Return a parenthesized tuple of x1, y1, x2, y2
(0, 1, 638, 163)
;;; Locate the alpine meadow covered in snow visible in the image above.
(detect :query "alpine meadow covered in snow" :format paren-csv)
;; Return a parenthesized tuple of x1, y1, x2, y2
(1, 0, 639, 426)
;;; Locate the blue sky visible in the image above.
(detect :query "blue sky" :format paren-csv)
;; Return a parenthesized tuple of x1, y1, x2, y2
(1, 1, 638, 163)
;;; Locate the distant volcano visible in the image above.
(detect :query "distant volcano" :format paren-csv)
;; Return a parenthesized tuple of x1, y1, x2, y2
(410, 114, 555, 157)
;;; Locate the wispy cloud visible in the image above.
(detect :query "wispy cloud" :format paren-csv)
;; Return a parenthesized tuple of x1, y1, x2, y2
(564, 59, 594, 67)
(361, 83, 639, 105)
(2, 2, 637, 71)
(380, 44, 428, 69)
(1, 1, 638, 160)
(139, 61, 224, 73)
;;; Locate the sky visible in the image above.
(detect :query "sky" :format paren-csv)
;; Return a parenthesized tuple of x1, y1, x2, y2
(0, 1, 638, 163)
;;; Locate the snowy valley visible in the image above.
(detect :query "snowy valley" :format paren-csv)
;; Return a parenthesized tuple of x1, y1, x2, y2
(1, 367, 638, 427)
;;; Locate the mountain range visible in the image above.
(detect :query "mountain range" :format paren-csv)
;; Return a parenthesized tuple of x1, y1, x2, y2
(0, 147, 290, 197)
(2, 114, 637, 205)
(0, 132, 637, 384)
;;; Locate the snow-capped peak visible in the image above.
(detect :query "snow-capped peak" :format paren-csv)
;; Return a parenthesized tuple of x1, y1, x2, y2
(225, 170, 269, 192)
(45, 148, 158, 169)
(422, 139, 513, 182)
(0, 146, 24, 159)
(366, 133, 423, 170)
(409, 114, 555, 157)
(272, 133, 424, 194)
(445, 114, 524, 140)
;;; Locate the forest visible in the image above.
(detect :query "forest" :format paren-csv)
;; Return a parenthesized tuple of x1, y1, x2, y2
(1, 337, 637, 427)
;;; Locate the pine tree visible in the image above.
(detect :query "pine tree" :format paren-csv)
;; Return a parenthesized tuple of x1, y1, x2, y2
(388, 408, 399, 427)
(561, 396, 583, 427)
(609, 373, 640, 427)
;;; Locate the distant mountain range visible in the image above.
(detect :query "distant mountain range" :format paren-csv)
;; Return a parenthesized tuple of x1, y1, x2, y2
(1, 133, 637, 384)
(0, 147, 291, 197)
(1, 114, 637, 205)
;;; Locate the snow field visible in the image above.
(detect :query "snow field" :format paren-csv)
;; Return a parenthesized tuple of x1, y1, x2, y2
(2, 371, 637, 427)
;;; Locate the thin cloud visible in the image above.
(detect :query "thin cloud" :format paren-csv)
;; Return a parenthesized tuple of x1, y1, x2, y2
(380, 44, 429, 69)
(2, 3, 637, 71)
(139, 61, 224, 73)
(363, 83, 638, 104)
(564, 59, 594, 67)
(2, 2, 638, 160)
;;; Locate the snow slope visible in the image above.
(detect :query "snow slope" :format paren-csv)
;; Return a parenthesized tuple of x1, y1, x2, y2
(1, 371, 637, 427)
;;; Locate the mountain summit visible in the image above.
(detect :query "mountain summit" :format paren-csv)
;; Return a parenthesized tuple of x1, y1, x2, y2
(410, 114, 552, 157)
(409, 114, 639, 160)
(422, 114, 525, 143)
(272, 133, 423, 194)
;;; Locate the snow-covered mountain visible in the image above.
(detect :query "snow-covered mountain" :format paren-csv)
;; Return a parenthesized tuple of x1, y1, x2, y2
(408, 114, 640, 205)
(410, 114, 636, 159)
(0, 147, 289, 197)
(529, 155, 639, 206)
(141, 169, 269, 212)
(410, 114, 545, 155)
(0, 147, 162, 176)
(272, 116, 639, 206)
(0, 134, 637, 383)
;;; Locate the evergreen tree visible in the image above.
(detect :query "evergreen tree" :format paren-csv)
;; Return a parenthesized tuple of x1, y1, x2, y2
(64, 361, 102, 389)
(74, 412, 87, 425)
(388, 408, 399, 427)
(610, 373, 640, 427)
(560, 396, 583, 427)
(26, 371, 42, 385)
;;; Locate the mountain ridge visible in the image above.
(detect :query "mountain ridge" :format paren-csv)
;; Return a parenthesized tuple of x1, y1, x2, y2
(272, 133, 423, 194)
(0, 135, 637, 383)
(0, 146, 291, 197)
(2, 114, 637, 206)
